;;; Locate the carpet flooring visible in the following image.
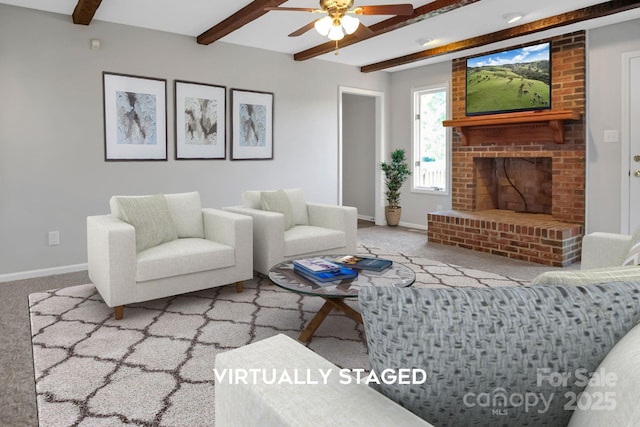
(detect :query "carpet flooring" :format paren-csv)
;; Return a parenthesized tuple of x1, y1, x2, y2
(29, 245, 528, 426)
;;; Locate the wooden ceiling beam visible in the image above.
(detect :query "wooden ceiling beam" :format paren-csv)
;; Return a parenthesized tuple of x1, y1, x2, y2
(293, 0, 479, 61)
(197, 0, 288, 45)
(72, 0, 102, 25)
(361, 0, 640, 73)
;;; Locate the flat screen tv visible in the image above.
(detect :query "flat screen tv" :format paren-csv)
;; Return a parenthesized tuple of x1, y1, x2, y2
(465, 41, 551, 116)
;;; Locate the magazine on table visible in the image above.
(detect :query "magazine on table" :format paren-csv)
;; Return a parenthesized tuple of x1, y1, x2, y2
(332, 255, 393, 272)
(293, 264, 358, 283)
(293, 257, 342, 274)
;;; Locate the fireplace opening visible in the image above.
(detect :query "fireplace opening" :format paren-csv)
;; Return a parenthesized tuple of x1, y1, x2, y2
(474, 157, 552, 214)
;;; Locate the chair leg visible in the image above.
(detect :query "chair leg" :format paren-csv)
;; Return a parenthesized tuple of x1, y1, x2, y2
(235, 281, 243, 293)
(114, 305, 124, 320)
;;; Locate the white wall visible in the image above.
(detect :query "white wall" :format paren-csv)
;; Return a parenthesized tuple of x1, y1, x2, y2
(342, 93, 376, 219)
(0, 4, 389, 276)
(587, 18, 640, 233)
(389, 61, 452, 229)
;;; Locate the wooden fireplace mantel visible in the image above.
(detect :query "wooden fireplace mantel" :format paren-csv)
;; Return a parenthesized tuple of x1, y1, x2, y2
(442, 110, 581, 145)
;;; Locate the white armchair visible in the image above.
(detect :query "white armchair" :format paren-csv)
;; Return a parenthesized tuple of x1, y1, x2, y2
(531, 228, 640, 286)
(223, 189, 357, 275)
(87, 191, 253, 319)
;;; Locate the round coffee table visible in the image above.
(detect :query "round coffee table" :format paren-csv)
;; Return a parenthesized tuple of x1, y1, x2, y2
(268, 255, 415, 342)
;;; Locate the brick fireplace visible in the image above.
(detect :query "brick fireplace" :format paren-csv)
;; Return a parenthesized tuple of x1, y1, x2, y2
(427, 32, 586, 267)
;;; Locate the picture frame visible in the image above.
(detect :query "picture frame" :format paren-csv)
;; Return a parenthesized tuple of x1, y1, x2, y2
(103, 72, 167, 161)
(174, 80, 226, 160)
(231, 89, 274, 160)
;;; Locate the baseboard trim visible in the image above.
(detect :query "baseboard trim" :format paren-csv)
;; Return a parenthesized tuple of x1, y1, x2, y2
(398, 221, 427, 230)
(0, 263, 88, 283)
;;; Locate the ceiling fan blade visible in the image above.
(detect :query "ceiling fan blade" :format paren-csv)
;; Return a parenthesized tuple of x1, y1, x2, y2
(288, 20, 318, 37)
(265, 7, 321, 13)
(354, 4, 414, 15)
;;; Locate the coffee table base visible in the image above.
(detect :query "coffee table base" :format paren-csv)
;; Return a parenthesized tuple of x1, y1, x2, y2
(299, 297, 363, 342)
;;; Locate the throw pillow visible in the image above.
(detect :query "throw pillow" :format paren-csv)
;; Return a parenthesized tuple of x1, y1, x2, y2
(567, 322, 640, 426)
(261, 190, 295, 230)
(115, 194, 178, 252)
(284, 188, 309, 225)
(621, 225, 640, 266)
(622, 239, 640, 266)
(164, 191, 204, 238)
(358, 282, 640, 427)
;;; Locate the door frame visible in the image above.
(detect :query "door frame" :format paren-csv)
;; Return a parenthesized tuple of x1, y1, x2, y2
(620, 50, 640, 234)
(338, 86, 387, 225)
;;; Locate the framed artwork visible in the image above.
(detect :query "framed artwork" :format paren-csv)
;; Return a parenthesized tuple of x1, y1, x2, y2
(231, 89, 274, 160)
(174, 80, 226, 160)
(103, 72, 167, 161)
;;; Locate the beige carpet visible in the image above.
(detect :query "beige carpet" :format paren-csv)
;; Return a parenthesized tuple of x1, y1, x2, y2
(29, 246, 528, 426)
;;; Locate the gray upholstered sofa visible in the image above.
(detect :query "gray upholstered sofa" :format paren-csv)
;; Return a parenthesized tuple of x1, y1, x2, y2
(215, 282, 640, 426)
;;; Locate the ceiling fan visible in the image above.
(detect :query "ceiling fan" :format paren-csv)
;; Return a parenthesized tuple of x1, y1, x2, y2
(266, 0, 414, 41)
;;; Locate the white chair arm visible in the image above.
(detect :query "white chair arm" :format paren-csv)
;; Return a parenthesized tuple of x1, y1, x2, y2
(307, 203, 358, 253)
(581, 232, 632, 270)
(215, 334, 432, 427)
(203, 208, 253, 276)
(223, 206, 285, 274)
(86, 215, 137, 307)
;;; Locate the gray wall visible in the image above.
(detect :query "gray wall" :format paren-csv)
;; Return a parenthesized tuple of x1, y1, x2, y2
(0, 4, 389, 276)
(587, 19, 640, 233)
(389, 61, 453, 228)
(342, 93, 375, 219)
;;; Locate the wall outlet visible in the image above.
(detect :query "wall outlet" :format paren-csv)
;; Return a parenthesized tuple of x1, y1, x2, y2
(48, 231, 60, 246)
(604, 129, 619, 143)
(437, 204, 443, 211)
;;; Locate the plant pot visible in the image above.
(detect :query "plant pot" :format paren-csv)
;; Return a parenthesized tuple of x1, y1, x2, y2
(385, 206, 402, 226)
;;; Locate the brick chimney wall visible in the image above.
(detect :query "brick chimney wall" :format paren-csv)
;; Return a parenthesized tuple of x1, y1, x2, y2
(449, 31, 586, 224)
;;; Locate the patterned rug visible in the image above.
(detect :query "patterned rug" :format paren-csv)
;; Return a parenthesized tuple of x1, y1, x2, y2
(29, 247, 528, 426)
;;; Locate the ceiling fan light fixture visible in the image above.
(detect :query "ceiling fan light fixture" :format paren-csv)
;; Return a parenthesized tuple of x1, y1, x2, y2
(328, 24, 345, 40)
(341, 15, 360, 35)
(314, 16, 333, 36)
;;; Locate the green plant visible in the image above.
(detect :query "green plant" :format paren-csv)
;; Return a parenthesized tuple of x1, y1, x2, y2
(380, 149, 412, 208)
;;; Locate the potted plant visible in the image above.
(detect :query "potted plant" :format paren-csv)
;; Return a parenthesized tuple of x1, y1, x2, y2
(380, 149, 412, 226)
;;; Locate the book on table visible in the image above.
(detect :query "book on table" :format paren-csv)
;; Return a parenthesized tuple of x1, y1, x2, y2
(293, 257, 342, 274)
(332, 255, 393, 272)
(293, 264, 358, 283)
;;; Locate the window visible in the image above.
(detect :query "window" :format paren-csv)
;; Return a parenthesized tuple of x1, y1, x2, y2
(412, 85, 449, 193)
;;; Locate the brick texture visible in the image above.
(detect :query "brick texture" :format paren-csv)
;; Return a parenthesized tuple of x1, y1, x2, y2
(431, 32, 586, 266)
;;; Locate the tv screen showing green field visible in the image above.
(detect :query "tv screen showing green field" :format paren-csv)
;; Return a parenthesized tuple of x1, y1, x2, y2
(465, 42, 551, 115)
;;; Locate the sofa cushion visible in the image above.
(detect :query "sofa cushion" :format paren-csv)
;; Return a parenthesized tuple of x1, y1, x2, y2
(284, 188, 309, 225)
(164, 191, 204, 239)
(136, 238, 235, 282)
(531, 265, 640, 286)
(261, 190, 295, 230)
(114, 195, 178, 252)
(568, 322, 640, 426)
(283, 225, 345, 257)
(358, 282, 640, 427)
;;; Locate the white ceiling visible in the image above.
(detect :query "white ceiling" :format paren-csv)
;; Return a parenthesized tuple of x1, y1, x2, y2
(2, 0, 640, 72)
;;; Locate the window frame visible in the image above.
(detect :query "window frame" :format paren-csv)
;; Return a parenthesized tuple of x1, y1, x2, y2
(410, 83, 451, 196)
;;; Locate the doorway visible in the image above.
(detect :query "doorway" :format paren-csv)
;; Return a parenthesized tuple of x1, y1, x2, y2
(622, 50, 640, 233)
(338, 87, 386, 225)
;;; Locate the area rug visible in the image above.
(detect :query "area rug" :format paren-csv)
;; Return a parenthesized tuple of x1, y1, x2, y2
(29, 246, 528, 426)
